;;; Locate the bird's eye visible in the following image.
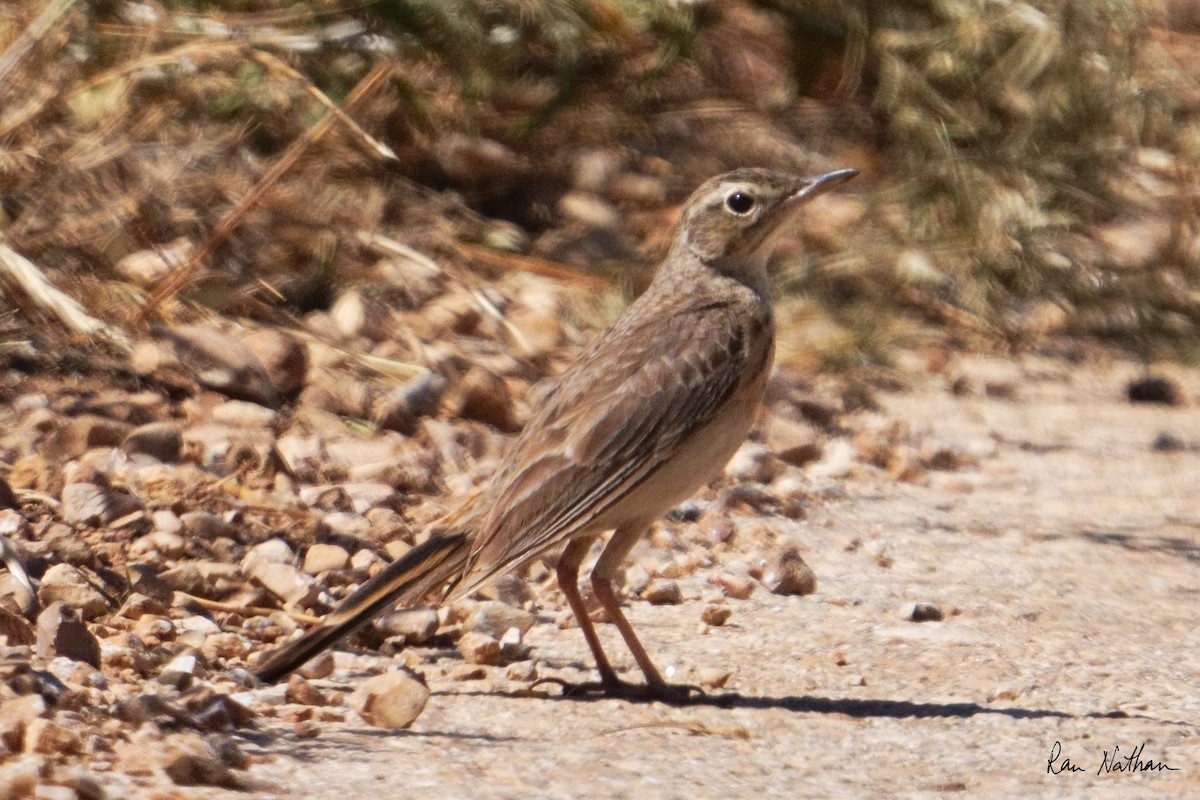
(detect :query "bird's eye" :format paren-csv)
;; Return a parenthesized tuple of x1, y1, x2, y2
(725, 191, 755, 215)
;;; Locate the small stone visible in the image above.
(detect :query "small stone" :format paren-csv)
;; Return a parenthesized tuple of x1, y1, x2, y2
(904, 602, 945, 623)
(122, 421, 183, 462)
(157, 731, 236, 787)
(498, 627, 531, 662)
(764, 416, 823, 468)
(762, 546, 817, 596)
(0, 606, 35, 645)
(60, 770, 104, 800)
(239, 328, 309, 398)
(350, 671, 430, 729)
(211, 400, 278, 428)
(1151, 431, 1187, 452)
(640, 579, 682, 606)
(242, 538, 296, 571)
(24, 718, 82, 755)
(36, 603, 101, 668)
(463, 601, 536, 640)
(302, 544, 350, 575)
(129, 529, 187, 560)
(285, 675, 330, 706)
(449, 664, 488, 681)
(295, 651, 335, 680)
(449, 367, 519, 432)
(374, 372, 448, 435)
(247, 562, 319, 608)
(38, 565, 110, 619)
(330, 289, 390, 341)
(505, 660, 538, 682)
(458, 631, 504, 666)
(115, 237, 192, 284)
(158, 651, 201, 689)
(33, 784, 77, 800)
(707, 572, 755, 600)
(0, 694, 46, 751)
(724, 442, 780, 484)
(181, 511, 234, 540)
(1127, 375, 1182, 405)
(58, 483, 113, 527)
(606, 172, 666, 205)
(697, 667, 733, 689)
(159, 325, 279, 407)
(558, 190, 620, 228)
(700, 604, 732, 627)
(0, 754, 45, 797)
(377, 607, 440, 645)
(46, 415, 130, 460)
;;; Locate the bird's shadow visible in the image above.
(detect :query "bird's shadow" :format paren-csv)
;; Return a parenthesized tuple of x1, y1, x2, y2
(451, 686, 1195, 728)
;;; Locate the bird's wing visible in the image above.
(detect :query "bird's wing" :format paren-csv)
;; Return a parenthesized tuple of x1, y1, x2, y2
(454, 292, 772, 593)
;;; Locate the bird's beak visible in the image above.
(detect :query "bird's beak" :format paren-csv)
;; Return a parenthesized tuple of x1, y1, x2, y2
(788, 168, 859, 206)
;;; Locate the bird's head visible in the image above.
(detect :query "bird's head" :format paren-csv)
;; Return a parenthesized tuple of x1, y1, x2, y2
(673, 167, 858, 278)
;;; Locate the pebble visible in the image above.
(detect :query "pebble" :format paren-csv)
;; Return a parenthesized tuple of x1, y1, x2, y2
(156, 731, 237, 787)
(115, 237, 192, 284)
(295, 651, 336, 681)
(505, 660, 538, 682)
(330, 289, 390, 342)
(764, 415, 824, 468)
(285, 675, 330, 706)
(121, 421, 183, 462)
(246, 562, 319, 608)
(0, 694, 47, 751)
(0, 755, 44, 797)
(641, 579, 683, 605)
(697, 667, 734, 689)
(60, 482, 136, 528)
(377, 607, 440, 645)
(180, 511, 234, 540)
(458, 631, 504, 666)
(302, 543, 350, 575)
(762, 546, 817, 597)
(701, 604, 732, 626)
(24, 718, 82, 755)
(450, 367, 519, 432)
(211, 399, 278, 428)
(463, 600, 536, 640)
(373, 372, 448, 435)
(705, 573, 753, 604)
(33, 784, 77, 800)
(158, 324, 280, 408)
(498, 627, 531, 662)
(904, 602, 945, 623)
(157, 651, 201, 690)
(350, 671, 430, 729)
(1126, 375, 1182, 405)
(37, 570, 108, 621)
(724, 442, 780, 484)
(239, 328, 309, 398)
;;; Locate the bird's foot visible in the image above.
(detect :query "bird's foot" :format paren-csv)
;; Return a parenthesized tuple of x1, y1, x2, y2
(531, 675, 704, 704)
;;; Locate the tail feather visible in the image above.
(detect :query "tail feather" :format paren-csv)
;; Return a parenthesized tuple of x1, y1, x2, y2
(254, 531, 471, 684)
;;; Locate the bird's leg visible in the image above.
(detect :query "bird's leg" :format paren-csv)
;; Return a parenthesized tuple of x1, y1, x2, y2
(554, 535, 621, 688)
(590, 524, 701, 703)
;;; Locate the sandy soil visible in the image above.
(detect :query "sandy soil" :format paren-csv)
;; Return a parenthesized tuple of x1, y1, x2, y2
(210, 354, 1199, 800)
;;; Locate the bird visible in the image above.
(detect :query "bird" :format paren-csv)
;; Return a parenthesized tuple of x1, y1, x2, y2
(254, 166, 859, 699)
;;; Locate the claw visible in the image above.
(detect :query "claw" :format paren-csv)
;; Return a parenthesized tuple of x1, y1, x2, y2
(530, 675, 704, 703)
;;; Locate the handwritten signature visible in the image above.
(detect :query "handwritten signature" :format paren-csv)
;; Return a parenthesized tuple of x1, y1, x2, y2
(1047, 741, 1180, 776)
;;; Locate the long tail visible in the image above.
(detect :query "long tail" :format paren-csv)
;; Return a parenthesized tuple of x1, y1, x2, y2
(253, 531, 471, 684)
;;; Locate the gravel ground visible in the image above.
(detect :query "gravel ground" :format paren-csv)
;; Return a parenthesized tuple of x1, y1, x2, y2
(218, 354, 1199, 799)
(1, 346, 1196, 798)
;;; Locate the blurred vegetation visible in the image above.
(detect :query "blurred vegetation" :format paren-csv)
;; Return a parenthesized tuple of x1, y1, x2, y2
(0, 0, 1198, 362)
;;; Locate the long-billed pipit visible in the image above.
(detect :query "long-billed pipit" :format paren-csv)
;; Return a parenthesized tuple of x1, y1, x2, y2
(255, 167, 859, 698)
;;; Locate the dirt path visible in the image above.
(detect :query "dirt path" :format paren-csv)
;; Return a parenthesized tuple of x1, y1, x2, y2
(224, 354, 1198, 799)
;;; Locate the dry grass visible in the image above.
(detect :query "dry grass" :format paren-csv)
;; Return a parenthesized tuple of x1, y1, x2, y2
(0, 0, 1197, 365)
